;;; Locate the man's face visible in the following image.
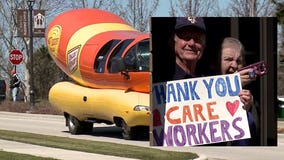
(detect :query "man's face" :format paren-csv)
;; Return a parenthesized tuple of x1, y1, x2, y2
(174, 27, 206, 63)
(221, 47, 243, 74)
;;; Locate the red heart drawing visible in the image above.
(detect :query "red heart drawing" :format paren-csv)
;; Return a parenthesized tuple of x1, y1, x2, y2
(153, 109, 162, 127)
(226, 100, 239, 116)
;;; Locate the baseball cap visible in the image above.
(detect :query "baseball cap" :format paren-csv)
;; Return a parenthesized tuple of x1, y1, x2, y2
(175, 17, 206, 32)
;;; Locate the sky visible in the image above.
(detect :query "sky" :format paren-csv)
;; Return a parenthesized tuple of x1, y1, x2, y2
(154, 0, 228, 16)
(155, 1, 171, 16)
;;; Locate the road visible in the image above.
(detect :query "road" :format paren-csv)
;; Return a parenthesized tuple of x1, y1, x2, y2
(0, 111, 283, 160)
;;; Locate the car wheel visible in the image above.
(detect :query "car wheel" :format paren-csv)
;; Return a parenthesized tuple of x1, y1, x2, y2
(121, 120, 136, 140)
(68, 115, 82, 134)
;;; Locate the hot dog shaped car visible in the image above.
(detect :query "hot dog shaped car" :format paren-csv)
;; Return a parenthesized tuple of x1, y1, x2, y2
(47, 9, 150, 139)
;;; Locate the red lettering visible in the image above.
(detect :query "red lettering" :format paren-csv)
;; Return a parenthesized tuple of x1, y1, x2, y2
(166, 106, 180, 124)
(182, 105, 193, 123)
(167, 102, 219, 124)
(193, 104, 206, 122)
(207, 101, 219, 120)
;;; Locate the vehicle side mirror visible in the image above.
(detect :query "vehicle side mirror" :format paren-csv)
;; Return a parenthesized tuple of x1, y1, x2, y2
(110, 57, 126, 73)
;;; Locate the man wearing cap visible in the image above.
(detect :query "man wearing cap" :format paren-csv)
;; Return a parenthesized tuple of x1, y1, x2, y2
(170, 17, 206, 80)
(10, 70, 20, 102)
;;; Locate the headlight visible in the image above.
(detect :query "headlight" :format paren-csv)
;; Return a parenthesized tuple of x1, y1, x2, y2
(133, 105, 149, 111)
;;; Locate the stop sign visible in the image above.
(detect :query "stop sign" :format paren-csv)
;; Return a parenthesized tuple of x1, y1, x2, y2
(9, 50, 23, 65)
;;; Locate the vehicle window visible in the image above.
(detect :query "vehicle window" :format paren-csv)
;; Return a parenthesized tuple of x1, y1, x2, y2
(107, 39, 134, 72)
(94, 40, 120, 73)
(123, 39, 150, 72)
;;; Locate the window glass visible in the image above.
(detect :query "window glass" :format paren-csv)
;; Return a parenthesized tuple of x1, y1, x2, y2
(124, 39, 150, 72)
(94, 40, 120, 73)
(107, 39, 134, 71)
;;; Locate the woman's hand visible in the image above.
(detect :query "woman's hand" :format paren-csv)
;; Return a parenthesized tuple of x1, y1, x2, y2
(238, 68, 257, 87)
(239, 89, 254, 111)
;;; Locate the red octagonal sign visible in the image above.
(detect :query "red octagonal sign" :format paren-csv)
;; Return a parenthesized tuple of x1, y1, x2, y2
(9, 50, 23, 65)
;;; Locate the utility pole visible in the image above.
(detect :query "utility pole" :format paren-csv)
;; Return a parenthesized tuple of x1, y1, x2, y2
(27, 0, 35, 109)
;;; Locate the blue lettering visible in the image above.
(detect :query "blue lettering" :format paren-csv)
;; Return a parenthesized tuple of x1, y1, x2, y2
(203, 78, 214, 99)
(189, 81, 200, 100)
(226, 75, 241, 96)
(176, 82, 189, 102)
(153, 85, 166, 105)
(167, 83, 177, 103)
(215, 77, 227, 97)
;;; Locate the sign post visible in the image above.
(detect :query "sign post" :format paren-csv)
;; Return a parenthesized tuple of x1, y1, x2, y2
(27, 0, 35, 108)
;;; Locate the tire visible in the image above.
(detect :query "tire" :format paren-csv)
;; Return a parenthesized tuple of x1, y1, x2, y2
(121, 120, 136, 140)
(67, 115, 93, 134)
(68, 115, 82, 134)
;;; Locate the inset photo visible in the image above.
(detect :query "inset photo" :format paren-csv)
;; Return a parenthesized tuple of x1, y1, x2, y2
(150, 17, 277, 147)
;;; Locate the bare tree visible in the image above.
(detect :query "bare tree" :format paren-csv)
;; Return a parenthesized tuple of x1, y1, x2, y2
(0, 0, 70, 102)
(0, 1, 25, 77)
(0, 1, 27, 101)
(169, 0, 218, 17)
(54, 0, 159, 32)
(66, 0, 114, 11)
(91, 0, 113, 9)
(110, 0, 160, 32)
(228, 0, 276, 16)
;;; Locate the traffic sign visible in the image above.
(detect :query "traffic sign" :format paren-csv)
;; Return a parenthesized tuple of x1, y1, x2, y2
(9, 50, 23, 65)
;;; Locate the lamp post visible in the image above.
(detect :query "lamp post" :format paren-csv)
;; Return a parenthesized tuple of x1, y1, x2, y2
(27, 0, 35, 108)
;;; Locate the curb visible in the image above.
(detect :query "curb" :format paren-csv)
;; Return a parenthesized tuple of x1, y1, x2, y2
(194, 154, 208, 160)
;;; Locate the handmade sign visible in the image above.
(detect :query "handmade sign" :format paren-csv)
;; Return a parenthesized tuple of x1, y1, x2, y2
(151, 73, 251, 146)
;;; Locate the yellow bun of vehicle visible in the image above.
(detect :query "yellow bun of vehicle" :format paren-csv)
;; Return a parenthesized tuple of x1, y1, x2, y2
(49, 81, 149, 139)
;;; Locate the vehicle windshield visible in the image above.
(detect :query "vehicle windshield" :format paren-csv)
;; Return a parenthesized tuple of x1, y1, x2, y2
(124, 39, 150, 72)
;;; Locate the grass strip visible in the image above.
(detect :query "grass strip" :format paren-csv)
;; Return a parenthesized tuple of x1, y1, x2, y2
(0, 150, 58, 160)
(0, 129, 198, 160)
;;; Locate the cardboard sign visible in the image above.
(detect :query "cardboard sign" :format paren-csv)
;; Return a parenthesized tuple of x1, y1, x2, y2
(151, 73, 250, 146)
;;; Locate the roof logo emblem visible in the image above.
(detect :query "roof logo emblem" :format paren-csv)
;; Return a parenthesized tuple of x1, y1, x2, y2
(187, 17, 197, 24)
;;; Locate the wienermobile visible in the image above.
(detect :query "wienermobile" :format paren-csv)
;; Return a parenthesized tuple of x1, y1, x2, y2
(47, 9, 150, 139)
